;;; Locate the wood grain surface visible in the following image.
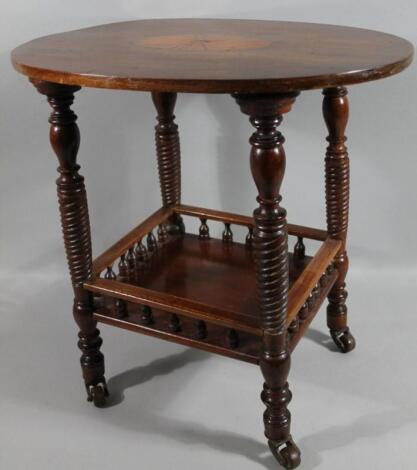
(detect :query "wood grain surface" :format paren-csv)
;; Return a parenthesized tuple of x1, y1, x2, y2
(12, 19, 413, 93)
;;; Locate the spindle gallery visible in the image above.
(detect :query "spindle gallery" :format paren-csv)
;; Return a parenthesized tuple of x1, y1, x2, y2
(11, 19, 413, 468)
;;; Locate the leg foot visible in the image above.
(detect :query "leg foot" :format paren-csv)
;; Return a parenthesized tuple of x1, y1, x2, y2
(330, 327, 356, 353)
(269, 437, 301, 469)
(87, 381, 109, 407)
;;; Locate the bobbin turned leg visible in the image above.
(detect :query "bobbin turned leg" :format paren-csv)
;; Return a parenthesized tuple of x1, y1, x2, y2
(32, 80, 108, 406)
(152, 92, 185, 234)
(234, 92, 301, 469)
(323, 87, 356, 353)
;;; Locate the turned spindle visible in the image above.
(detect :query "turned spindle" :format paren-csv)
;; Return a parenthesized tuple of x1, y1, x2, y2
(126, 247, 136, 272)
(118, 254, 129, 281)
(147, 232, 158, 253)
(135, 238, 148, 265)
(199, 218, 210, 240)
(233, 92, 300, 467)
(152, 92, 185, 234)
(298, 302, 309, 322)
(222, 223, 233, 243)
(326, 263, 335, 276)
(288, 318, 299, 336)
(323, 87, 356, 353)
(104, 266, 116, 280)
(245, 226, 254, 249)
(157, 223, 168, 243)
(196, 320, 207, 340)
(294, 236, 305, 259)
(141, 305, 154, 325)
(32, 80, 107, 406)
(228, 329, 239, 349)
(319, 271, 328, 288)
(169, 314, 181, 332)
(307, 292, 315, 310)
(312, 284, 320, 300)
(115, 299, 127, 318)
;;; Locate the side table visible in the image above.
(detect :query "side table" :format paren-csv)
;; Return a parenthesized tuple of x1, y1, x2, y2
(11, 19, 413, 468)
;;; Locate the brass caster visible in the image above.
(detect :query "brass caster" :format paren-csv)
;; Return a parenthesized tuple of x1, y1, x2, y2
(87, 382, 108, 407)
(330, 328, 356, 353)
(268, 437, 301, 469)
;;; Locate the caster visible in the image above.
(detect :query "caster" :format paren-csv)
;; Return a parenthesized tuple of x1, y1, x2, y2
(268, 437, 301, 469)
(87, 382, 108, 407)
(330, 328, 356, 353)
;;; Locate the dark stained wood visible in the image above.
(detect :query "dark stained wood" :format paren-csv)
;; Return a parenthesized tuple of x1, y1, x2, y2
(198, 218, 210, 240)
(152, 92, 185, 233)
(32, 80, 107, 406)
(286, 237, 341, 325)
(234, 92, 300, 467)
(289, 269, 338, 352)
(92, 207, 172, 275)
(146, 231, 158, 252)
(84, 233, 312, 335)
(323, 87, 356, 353)
(245, 227, 254, 249)
(12, 19, 413, 94)
(196, 320, 207, 340)
(93, 305, 261, 365)
(90, 266, 338, 365)
(222, 223, 233, 243)
(17, 20, 413, 467)
(293, 236, 305, 260)
(174, 204, 328, 240)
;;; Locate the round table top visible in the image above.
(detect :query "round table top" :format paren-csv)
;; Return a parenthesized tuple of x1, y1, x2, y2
(11, 19, 413, 94)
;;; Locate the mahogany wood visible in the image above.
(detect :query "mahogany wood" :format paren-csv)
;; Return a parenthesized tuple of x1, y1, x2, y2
(31, 80, 107, 405)
(233, 92, 300, 466)
(12, 20, 413, 93)
(90, 267, 338, 365)
(286, 238, 341, 325)
(87, 277, 261, 335)
(198, 218, 210, 239)
(92, 207, 172, 275)
(93, 306, 260, 365)
(85, 233, 314, 335)
(152, 92, 184, 233)
(323, 87, 356, 353)
(289, 269, 338, 352)
(174, 204, 328, 240)
(15, 19, 413, 469)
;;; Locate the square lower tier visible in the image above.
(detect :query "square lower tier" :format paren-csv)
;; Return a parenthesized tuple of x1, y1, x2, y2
(86, 232, 338, 363)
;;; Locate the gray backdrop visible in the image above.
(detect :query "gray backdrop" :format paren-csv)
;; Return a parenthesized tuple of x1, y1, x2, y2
(1, 1, 417, 469)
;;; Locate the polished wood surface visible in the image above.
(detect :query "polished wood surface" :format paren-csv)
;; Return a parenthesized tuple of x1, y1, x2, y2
(174, 204, 328, 240)
(152, 92, 185, 233)
(287, 237, 341, 325)
(17, 19, 412, 467)
(32, 81, 108, 406)
(323, 87, 356, 353)
(90, 267, 338, 365)
(85, 233, 310, 334)
(92, 207, 172, 275)
(234, 92, 299, 465)
(12, 19, 413, 93)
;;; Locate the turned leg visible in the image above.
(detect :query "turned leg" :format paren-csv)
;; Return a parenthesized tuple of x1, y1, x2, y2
(323, 87, 356, 353)
(234, 93, 301, 469)
(151, 91, 184, 234)
(32, 80, 108, 406)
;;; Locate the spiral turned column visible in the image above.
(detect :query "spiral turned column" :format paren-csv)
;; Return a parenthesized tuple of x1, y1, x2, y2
(234, 93, 301, 469)
(323, 87, 356, 353)
(152, 92, 185, 234)
(32, 80, 108, 406)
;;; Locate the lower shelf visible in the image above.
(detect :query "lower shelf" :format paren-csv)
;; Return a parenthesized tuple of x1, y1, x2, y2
(93, 265, 337, 364)
(85, 205, 341, 364)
